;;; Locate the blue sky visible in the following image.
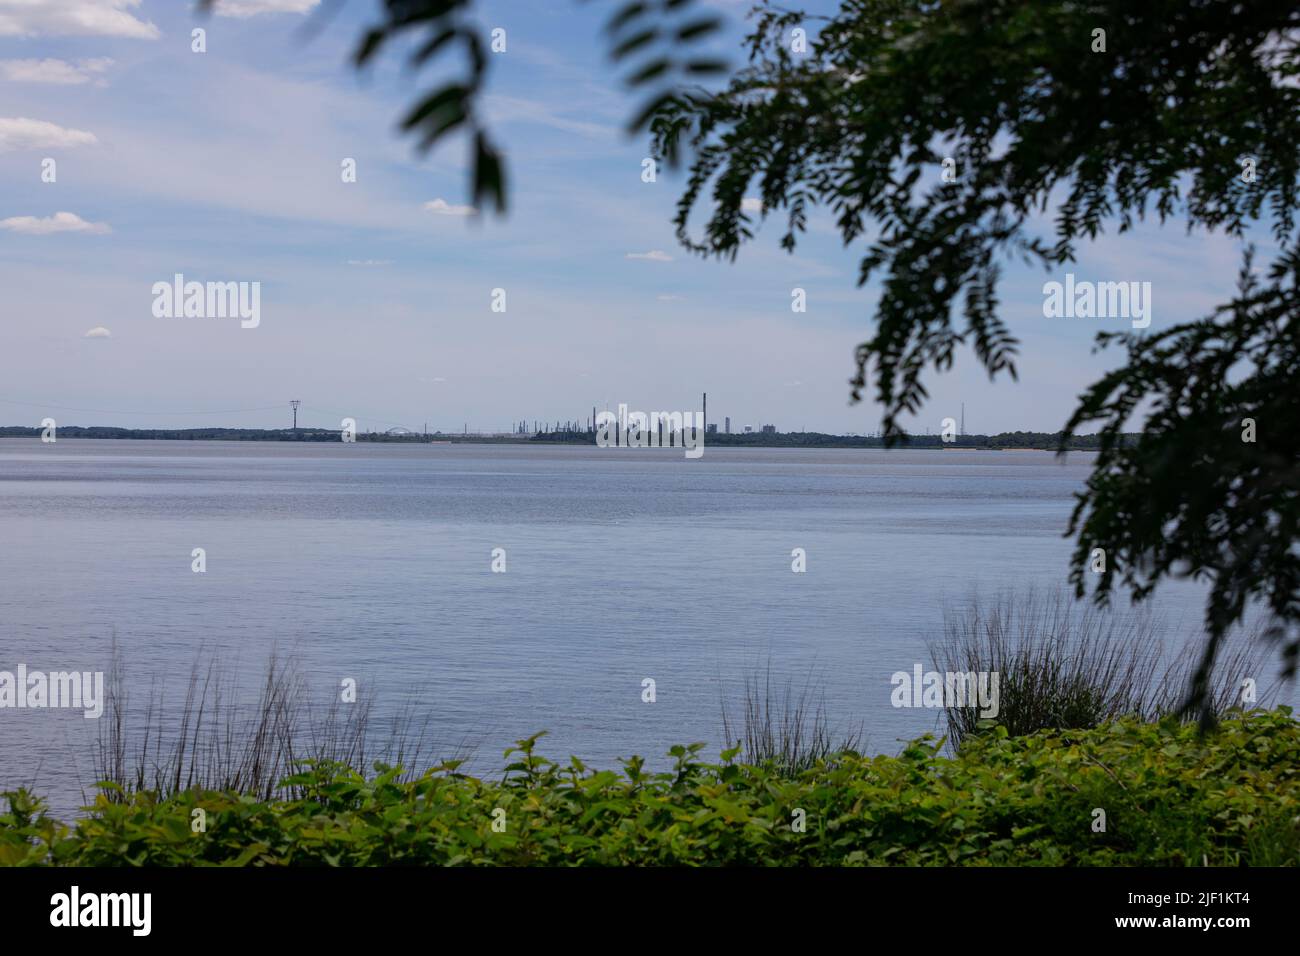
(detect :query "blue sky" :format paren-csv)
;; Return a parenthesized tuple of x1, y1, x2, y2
(0, 0, 1256, 434)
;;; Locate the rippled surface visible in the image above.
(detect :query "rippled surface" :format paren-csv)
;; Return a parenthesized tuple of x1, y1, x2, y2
(0, 438, 1287, 818)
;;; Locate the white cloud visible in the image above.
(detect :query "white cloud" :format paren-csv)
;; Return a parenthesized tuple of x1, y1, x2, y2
(423, 198, 477, 217)
(212, 0, 320, 17)
(0, 57, 114, 85)
(656, 294, 683, 301)
(0, 0, 159, 38)
(0, 212, 111, 235)
(0, 118, 98, 152)
(741, 197, 764, 213)
(83, 326, 111, 338)
(626, 250, 673, 262)
(346, 259, 391, 267)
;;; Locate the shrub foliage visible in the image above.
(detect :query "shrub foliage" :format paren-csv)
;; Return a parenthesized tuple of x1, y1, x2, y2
(3, 711, 1297, 866)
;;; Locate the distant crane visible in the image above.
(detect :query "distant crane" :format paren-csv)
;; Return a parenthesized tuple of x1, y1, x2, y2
(290, 400, 301, 430)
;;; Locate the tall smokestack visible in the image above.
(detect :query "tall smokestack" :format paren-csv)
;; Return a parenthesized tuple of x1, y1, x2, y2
(703, 392, 707, 433)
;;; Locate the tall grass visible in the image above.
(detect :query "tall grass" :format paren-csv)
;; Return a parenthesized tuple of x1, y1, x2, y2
(930, 589, 1280, 748)
(719, 662, 862, 775)
(92, 647, 472, 803)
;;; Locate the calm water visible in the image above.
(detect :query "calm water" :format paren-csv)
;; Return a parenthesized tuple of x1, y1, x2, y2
(0, 439, 1288, 817)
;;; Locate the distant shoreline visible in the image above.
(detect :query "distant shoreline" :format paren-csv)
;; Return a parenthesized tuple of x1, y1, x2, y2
(0, 426, 1122, 451)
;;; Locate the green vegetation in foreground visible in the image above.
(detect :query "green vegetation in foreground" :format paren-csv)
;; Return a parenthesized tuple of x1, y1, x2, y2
(3, 710, 1296, 866)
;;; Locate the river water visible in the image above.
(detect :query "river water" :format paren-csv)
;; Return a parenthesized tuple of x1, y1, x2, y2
(0, 438, 1289, 818)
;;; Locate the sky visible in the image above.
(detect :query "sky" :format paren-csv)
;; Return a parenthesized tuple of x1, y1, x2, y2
(0, 0, 1260, 435)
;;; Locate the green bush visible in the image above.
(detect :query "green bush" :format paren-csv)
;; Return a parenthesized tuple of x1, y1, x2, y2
(4, 709, 1297, 866)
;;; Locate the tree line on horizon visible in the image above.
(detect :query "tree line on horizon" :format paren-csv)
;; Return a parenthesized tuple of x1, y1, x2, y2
(0, 424, 1132, 450)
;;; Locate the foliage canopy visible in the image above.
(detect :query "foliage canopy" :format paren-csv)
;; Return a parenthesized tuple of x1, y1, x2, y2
(5, 713, 1298, 866)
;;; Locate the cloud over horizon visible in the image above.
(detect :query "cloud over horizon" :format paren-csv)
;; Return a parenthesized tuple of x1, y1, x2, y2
(0, 57, 115, 85)
(0, 0, 159, 38)
(0, 211, 111, 235)
(211, 0, 321, 18)
(0, 117, 98, 152)
(424, 198, 477, 217)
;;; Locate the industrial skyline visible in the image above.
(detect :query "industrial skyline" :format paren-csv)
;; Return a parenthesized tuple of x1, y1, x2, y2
(271, 393, 797, 437)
